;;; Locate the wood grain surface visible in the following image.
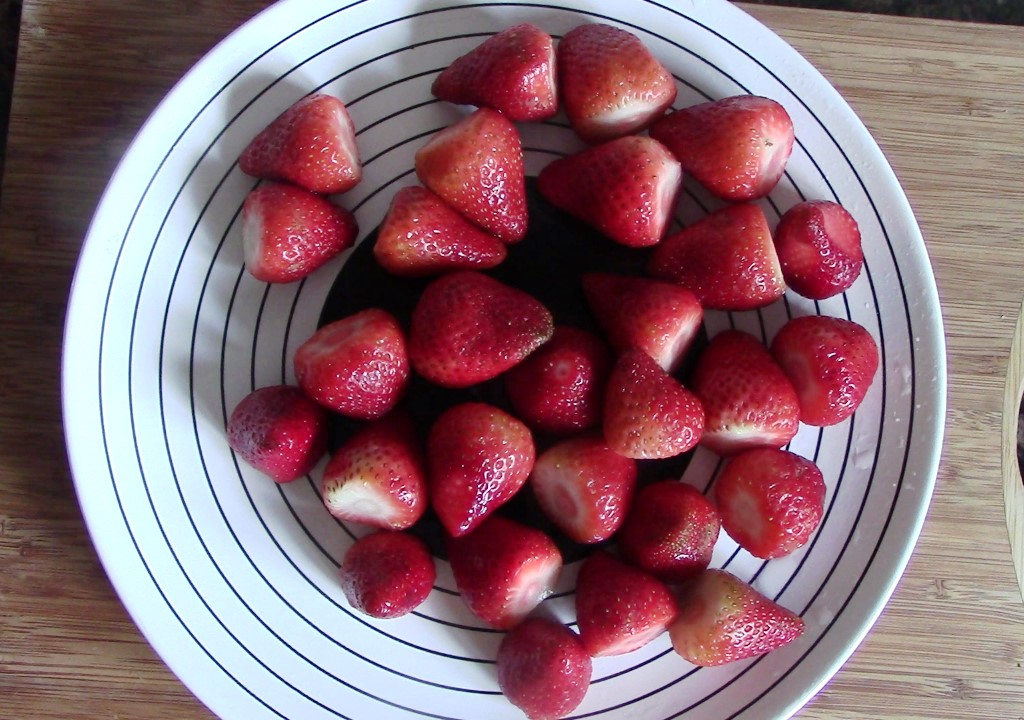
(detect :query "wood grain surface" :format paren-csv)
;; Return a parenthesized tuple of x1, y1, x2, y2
(1, 2, 1023, 719)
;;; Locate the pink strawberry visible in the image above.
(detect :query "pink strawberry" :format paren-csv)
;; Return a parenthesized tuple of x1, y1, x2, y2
(647, 202, 784, 310)
(691, 330, 800, 455)
(774, 200, 864, 299)
(239, 93, 362, 195)
(582, 273, 702, 373)
(339, 531, 436, 619)
(537, 136, 681, 248)
(240, 181, 358, 283)
(428, 402, 535, 537)
(431, 24, 557, 122)
(504, 327, 611, 435)
(669, 569, 805, 666)
(408, 271, 553, 389)
(530, 435, 637, 544)
(575, 552, 677, 657)
(320, 413, 427, 531)
(293, 308, 409, 420)
(226, 385, 329, 483)
(372, 185, 507, 277)
(650, 95, 794, 201)
(603, 349, 705, 460)
(447, 515, 562, 629)
(714, 448, 826, 559)
(497, 618, 591, 720)
(557, 23, 677, 144)
(415, 108, 527, 242)
(770, 315, 879, 426)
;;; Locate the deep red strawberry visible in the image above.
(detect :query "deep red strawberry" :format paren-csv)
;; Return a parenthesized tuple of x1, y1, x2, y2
(774, 200, 864, 299)
(431, 24, 557, 122)
(537, 136, 681, 248)
(415, 108, 527, 242)
(339, 531, 435, 619)
(770, 315, 879, 426)
(239, 93, 362, 195)
(647, 202, 784, 310)
(669, 569, 805, 666)
(226, 385, 329, 483)
(408, 271, 553, 389)
(447, 515, 562, 629)
(557, 23, 677, 144)
(497, 618, 591, 720)
(293, 308, 409, 420)
(691, 330, 800, 455)
(650, 94, 794, 201)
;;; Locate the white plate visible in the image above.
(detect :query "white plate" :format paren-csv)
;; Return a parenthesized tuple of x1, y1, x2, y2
(62, 1, 946, 718)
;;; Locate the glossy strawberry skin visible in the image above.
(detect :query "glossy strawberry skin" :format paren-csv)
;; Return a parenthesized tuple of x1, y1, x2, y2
(774, 200, 864, 299)
(339, 531, 436, 619)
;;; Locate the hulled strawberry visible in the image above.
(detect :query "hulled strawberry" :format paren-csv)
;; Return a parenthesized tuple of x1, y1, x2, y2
(774, 200, 864, 299)
(339, 531, 436, 619)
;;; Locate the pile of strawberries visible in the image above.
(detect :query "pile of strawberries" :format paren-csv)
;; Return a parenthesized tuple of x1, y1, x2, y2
(225, 21, 880, 720)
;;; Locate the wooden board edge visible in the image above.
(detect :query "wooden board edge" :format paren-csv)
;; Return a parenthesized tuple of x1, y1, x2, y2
(1002, 297, 1024, 604)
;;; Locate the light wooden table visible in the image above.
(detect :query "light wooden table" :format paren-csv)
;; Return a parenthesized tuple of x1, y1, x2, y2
(2, 2, 1023, 718)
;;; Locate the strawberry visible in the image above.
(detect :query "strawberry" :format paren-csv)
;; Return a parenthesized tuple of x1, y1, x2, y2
(530, 435, 637, 544)
(320, 413, 427, 531)
(339, 531, 436, 619)
(647, 202, 784, 310)
(496, 618, 591, 720)
(773, 200, 864, 299)
(428, 402, 535, 537)
(293, 308, 409, 420)
(691, 330, 800, 455)
(414, 107, 527, 243)
(447, 515, 562, 629)
(431, 24, 557, 122)
(240, 181, 358, 283)
(713, 448, 826, 559)
(537, 136, 681, 248)
(603, 349, 705, 460)
(239, 93, 362, 195)
(372, 185, 507, 277)
(650, 94, 794, 201)
(582, 272, 702, 373)
(408, 271, 553, 389)
(226, 385, 329, 483)
(504, 327, 611, 435)
(557, 23, 677, 144)
(616, 480, 720, 582)
(669, 569, 805, 666)
(575, 552, 677, 657)
(770, 315, 879, 426)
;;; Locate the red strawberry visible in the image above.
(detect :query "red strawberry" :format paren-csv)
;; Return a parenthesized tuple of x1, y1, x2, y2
(293, 308, 409, 420)
(575, 552, 677, 657)
(408, 271, 553, 389)
(770, 315, 879, 426)
(431, 24, 557, 122)
(339, 531, 436, 619)
(504, 327, 611, 435)
(557, 23, 677, 144)
(691, 330, 800, 455)
(428, 402, 535, 537)
(582, 273, 702, 373)
(714, 448, 826, 559)
(774, 200, 864, 299)
(537, 136, 681, 248)
(320, 413, 427, 531)
(239, 93, 362, 195)
(669, 569, 805, 666)
(647, 203, 784, 310)
(650, 95, 794, 201)
(616, 480, 720, 582)
(603, 349, 705, 460)
(415, 108, 527, 242)
(226, 385, 329, 482)
(447, 515, 562, 629)
(372, 185, 507, 277)
(240, 181, 358, 283)
(530, 435, 637, 544)
(497, 618, 591, 720)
